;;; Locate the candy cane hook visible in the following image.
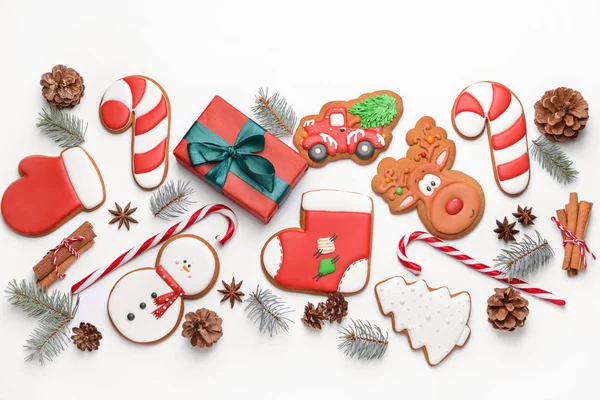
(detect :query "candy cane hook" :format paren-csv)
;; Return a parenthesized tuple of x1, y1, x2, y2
(397, 231, 565, 306)
(71, 204, 237, 294)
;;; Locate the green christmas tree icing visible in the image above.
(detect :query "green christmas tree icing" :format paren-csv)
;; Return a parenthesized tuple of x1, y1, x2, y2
(348, 94, 398, 129)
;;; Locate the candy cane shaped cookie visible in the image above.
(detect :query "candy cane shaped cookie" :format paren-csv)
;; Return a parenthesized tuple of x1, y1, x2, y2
(100, 76, 170, 190)
(451, 81, 530, 197)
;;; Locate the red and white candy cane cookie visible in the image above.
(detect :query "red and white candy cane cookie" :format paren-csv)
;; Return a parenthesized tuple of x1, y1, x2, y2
(100, 76, 170, 190)
(452, 81, 530, 197)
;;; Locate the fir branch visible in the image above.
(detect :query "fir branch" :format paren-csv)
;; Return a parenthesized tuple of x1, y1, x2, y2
(494, 231, 554, 281)
(150, 179, 195, 220)
(5, 280, 79, 365)
(244, 285, 293, 336)
(251, 88, 297, 137)
(36, 107, 87, 147)
(529, 136, 578, 184)
(338, 319, 388, 360)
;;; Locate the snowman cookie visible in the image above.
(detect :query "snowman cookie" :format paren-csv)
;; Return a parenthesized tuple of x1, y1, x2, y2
(108, 234, 220, 344)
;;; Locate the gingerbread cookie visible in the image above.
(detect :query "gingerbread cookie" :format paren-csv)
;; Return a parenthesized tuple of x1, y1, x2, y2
(371, 116, 485, 239)
(452, 81, 530, 196)
(1, 146, 105, 237)
(375, 277, 471, 366)
(107, 234, 219, 344)
(100, 75, 171, 190)
(294, 91, 403, 167)
(261, 190, 373, 295)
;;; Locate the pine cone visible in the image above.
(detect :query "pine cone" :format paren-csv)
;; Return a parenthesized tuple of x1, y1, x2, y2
(324, 292, 348, 324)
(71, 322, 102, 352)
(40, 64, 85, 109)
(487, 288, 529, 331)
(301, 302, 326, 330)
(182, 308, 223, 348)
(534, 87, 588, 142)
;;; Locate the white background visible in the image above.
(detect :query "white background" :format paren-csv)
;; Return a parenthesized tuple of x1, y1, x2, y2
(0, 0, 598, 398)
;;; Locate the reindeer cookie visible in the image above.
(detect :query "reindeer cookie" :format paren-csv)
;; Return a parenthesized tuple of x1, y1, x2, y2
(107, 234, 219, 344)
(371, 117, 485, 239)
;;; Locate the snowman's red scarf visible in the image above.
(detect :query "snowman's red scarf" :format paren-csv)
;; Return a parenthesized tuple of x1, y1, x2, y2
(152, 265, 185, 319)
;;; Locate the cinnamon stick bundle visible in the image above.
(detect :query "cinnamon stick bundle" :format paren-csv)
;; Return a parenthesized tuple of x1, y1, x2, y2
(555, 193, 594, 276)
(33, 221, 96, 289)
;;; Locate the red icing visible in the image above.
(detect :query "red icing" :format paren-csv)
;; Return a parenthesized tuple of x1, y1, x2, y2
(135, 96, 168, 136)
(1, 154, 80, 236)
(497, 153, 530, 181)
(488, 84, 512, 121)
(123, 76, 146, 109)
(274, 210, 371, 292)
(134, 138, 167, 174)
(454, 92, 484, 117)
(101, 100, 131, 130)
(445, 198, 464, 215)
(491, 114, 526, 150)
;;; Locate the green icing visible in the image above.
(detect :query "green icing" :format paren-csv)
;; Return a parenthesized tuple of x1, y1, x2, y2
(317, 258, 337, 277)
(395, 187, 403, 195)
(348, 94, 398, 129)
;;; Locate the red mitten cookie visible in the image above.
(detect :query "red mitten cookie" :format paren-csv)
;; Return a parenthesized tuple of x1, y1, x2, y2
(1, 147, 105, 237)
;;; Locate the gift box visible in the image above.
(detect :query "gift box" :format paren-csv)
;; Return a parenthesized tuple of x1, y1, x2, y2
(174, 96, 308, 223)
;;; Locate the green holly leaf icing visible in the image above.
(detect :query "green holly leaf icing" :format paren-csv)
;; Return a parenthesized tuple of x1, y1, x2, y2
(318, 258, 337, 277)
(348, 94, 398, 129)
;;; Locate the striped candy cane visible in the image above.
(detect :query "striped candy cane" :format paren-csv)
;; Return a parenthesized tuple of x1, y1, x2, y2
(452, 81, 530, 196)
(100, 76, 170, 190)
(71, 204, 237, 294)
(397, 231, 566, 306)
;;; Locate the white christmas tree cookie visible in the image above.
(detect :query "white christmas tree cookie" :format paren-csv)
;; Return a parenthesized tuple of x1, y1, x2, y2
(374, 276, 471, 366)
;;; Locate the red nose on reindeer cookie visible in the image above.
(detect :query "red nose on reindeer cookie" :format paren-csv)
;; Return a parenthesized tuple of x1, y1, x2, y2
(107, 234, 219, 344)
(261, 190, 373, 295)
(371, 117, 485, 239)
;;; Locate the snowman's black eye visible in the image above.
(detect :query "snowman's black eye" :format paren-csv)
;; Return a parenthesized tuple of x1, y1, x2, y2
(151, 292, 157, 299)
(183, 260, 187, 264)
(139, 302, 146, 309)
(188, 264, 192, 268)
(127, 313, 135, 321)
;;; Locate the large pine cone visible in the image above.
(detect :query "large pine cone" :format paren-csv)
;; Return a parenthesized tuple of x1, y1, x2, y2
(487, 288, 529, 331)
(182, 308, 223, 348)
(301, 302, 326, 330)
(71, 322, 102, 352)
(324, 292, 348, 324)
(534, 87, 588, 142)
(40, 64, 85, 109)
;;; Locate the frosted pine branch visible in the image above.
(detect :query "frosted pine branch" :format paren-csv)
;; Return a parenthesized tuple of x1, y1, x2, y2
(338, 319, 388, 360)
(36, 107, 87, 147)
(244, 286, 293, 336)
(252, 88, 297, 137)
(150, 179, 195, 220)
(529, 136, 578, 184)
(494, 231, 554, 281)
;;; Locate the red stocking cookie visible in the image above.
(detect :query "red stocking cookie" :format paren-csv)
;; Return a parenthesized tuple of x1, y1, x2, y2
(371, 117, 485, 239)
(1, 146, 105, 237)
(451, 81, 530, 196)
(261, 190, 373, 295)
(108, 234, 219, 344)
(100, 76, 170, 190)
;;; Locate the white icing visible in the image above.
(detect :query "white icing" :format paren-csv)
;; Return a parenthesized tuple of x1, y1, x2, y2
(101, 79, 132, 108)
(493, 137, 528, 165)
(399, 195, 415, 208)
(498, 170, 530, 193)
(134, 119, 169, 153)
(329, 113, 345, 127)
(108, 269, 183, 344)
(435, 151, 447, 166)
(62, 147, 104, 209)
(304, 120, 315, 127)
(134, 80, 163, 117)
(158, 236, 218, 295)
(376, 133, 385, 146)
(302, 190, 372, 213)
(346, 129, 366, 145)
(319, 133, 338, 149)
(465, 82, 493, 117)
(134, 160, 167, 189)
(488, 94, 522, 134)
(452, 112, 485, 138)
(376, 277, 471, 365)
(261, 236, 282, 279)
(337, 258, 368, 293)
(317, 237, 335, 254)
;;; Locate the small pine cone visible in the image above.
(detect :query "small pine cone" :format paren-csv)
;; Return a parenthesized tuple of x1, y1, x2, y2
(71, 322, 102, 352)
(534, 87, 588, 142)
(182, 308, 223, 348)
(487, 288, 529, 331)
(40, 64, 85, 109)
(324, 292, 348, 324)
(301, 302, 326, 330)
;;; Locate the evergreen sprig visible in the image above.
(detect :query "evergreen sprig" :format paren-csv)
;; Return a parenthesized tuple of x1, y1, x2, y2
(150, 179, 195, 220)
(244, 285, 293, 336)
(252, 88, 297, 137)
(338, 319, 388, 360)
(494, 231, 554, 281)
(36, 107, 87, 147)
(348, 94, 398, 129)
(5, 280, 79, 365)
(529, 136, 578, 184)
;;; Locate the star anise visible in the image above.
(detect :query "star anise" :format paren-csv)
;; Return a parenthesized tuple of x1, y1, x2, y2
(512, 206, 536, 226)
(108, 202, 138, 230)
(494, 217, 519, 242)
(218, 277, 244, 308)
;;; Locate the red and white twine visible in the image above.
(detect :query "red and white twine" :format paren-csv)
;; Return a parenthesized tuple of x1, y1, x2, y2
(49, 236, 85, 279)
(551, 216, 596, 269)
